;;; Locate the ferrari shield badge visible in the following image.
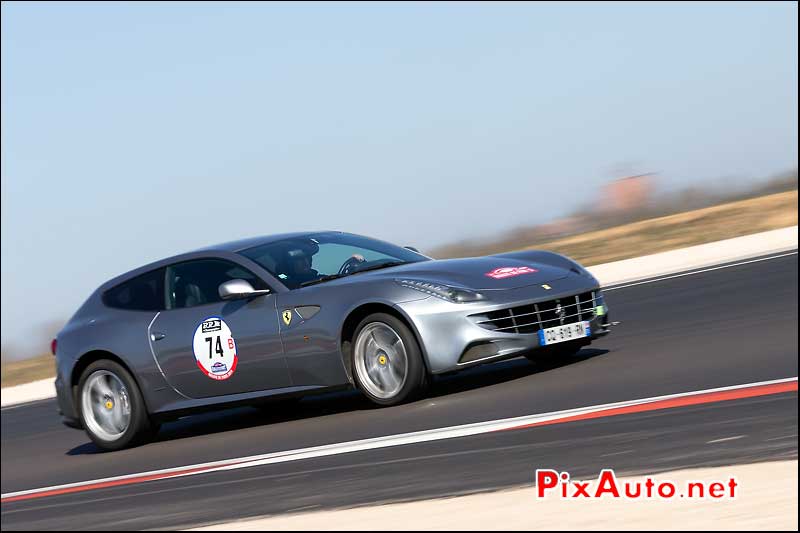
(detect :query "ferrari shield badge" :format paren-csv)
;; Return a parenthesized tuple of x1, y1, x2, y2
(282, 310, 293, 326)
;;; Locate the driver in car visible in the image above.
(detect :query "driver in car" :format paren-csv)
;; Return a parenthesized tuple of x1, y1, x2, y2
(285, 247, 321, 286)
(281, 242, 366, 287)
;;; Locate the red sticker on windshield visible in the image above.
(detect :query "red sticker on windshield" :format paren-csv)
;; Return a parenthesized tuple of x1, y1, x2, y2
(485, 266, 538, 279)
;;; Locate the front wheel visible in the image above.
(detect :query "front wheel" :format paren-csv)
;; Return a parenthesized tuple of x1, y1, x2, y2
(352, 313, 427, 406)
(77, 359, 156, 451)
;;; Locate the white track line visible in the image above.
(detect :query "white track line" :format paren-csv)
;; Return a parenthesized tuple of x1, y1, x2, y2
(2, 376, 796, 502)
(706, 436, 746, 444)
(603, 251, 798, 291)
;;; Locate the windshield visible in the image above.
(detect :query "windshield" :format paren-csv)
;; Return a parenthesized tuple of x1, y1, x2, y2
(239, 232, 428, 289)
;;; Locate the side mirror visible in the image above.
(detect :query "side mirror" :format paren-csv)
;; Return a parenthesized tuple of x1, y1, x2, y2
(404, 246, 421, 254)
(219, 279, 270, 300)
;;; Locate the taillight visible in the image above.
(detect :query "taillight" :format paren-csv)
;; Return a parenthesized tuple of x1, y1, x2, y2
(51, 339, 57, 356)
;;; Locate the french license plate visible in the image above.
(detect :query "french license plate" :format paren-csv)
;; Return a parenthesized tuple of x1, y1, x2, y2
(538, 321, 590, 346)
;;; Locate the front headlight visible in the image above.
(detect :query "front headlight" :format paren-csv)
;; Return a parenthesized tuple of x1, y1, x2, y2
(395, 279, 485, 303)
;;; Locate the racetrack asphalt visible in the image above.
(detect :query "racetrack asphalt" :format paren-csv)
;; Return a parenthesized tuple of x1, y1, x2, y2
(1, 252, 797, 530)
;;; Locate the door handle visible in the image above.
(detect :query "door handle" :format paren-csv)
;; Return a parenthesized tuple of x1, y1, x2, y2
(150, 332, 166, 342)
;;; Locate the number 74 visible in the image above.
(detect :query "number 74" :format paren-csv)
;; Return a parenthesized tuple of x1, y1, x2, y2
(204, 336, 234, 358)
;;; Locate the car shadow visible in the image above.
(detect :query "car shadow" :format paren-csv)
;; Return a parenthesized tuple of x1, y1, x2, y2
(428, 347, 609, 398)
(66, 348, 609, 455)
(66, 442, 104, 455)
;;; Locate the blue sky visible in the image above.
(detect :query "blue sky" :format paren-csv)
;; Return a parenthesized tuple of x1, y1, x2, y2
(1, 1, 797, 357)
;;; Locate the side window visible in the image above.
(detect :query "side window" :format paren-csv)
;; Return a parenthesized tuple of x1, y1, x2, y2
(103, 269, 165, 311)
(166, 259, 269, 309)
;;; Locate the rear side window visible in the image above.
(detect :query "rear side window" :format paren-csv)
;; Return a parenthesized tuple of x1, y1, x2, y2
(103, 269, 165, 311)
(166, 258, 269, 309)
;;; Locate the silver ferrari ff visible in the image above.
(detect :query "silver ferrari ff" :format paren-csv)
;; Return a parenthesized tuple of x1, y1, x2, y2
(54, 231, 611, 450)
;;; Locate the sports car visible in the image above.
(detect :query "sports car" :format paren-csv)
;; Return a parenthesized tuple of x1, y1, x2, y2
(54, 231, 611, 450)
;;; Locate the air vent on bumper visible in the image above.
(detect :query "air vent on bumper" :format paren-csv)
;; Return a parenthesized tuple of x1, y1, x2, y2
(470, 291, 598, 335)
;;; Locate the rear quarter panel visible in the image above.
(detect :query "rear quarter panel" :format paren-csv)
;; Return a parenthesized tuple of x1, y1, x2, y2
(59, 299, 182, 413)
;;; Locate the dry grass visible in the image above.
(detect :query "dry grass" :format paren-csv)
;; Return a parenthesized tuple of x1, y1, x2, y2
(1, 354, 55, 388)
(517, 190, 798, 266)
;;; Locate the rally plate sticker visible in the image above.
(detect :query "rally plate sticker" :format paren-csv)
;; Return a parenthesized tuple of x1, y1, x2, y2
(485, 266, 538, 279)
(192, 317, 238, 380)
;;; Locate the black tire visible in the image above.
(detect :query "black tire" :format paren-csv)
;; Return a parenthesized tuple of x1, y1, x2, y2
(77, 359, 156, 451)
(351, 313, 428, 406)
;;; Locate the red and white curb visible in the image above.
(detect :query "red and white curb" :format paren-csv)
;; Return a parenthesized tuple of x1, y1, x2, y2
(2, 376, 796, 504)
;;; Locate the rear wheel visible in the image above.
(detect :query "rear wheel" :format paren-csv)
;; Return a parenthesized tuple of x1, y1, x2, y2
(77, 359, 156, 451)
(352, 313, 427, 406)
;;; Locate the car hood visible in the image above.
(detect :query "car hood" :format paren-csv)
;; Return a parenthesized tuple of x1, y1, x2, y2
(363, 256, 572, 290)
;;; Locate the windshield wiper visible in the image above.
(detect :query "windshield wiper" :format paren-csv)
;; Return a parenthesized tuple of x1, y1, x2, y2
(299, 274, 346, 287)
(298, 261, 408, 288)
(350, 260, 408, 274)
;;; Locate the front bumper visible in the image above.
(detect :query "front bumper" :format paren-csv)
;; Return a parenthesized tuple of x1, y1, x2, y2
(397, 279, 610, 374)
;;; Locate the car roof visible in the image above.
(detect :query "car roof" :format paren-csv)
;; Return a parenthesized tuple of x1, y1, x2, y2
(99, 231, 342, 291)
(194, 230, 341, 253)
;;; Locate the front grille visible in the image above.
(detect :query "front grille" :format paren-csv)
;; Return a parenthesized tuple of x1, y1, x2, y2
(471, 291, 597, 335)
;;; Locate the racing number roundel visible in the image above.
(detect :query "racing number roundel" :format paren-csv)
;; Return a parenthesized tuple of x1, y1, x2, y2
(192, 317, 238, 381)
